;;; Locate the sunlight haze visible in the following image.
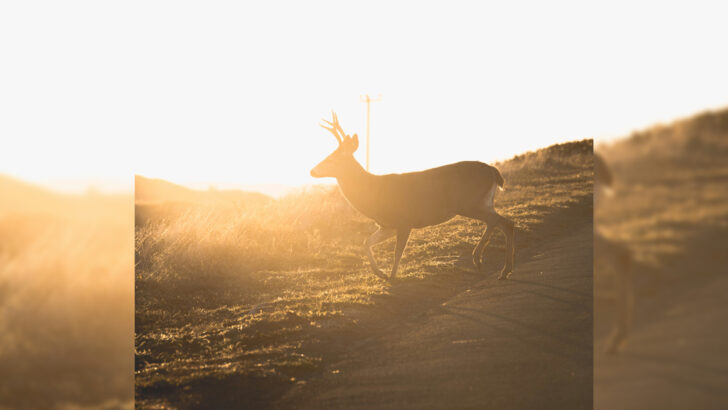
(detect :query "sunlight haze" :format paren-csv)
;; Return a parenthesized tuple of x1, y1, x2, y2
(1, 1, 727, 194)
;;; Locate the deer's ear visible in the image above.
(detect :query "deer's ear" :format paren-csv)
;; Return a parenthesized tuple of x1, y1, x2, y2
(351, 134, 359, 152)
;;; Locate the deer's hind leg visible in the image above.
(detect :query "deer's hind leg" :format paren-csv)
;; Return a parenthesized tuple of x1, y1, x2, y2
(492, 211, 515, 280)
(466, 186, 515, 278)
(601, 237, 634, 354)
(473, 224, 495, 270)
(471, 211, 514, 279)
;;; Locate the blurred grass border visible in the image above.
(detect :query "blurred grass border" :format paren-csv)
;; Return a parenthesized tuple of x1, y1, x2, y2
(0, 179, 134, 409)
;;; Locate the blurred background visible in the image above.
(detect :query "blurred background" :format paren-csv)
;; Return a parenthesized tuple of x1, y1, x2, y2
(595, 109, 728, 408)
(1, 0, 727, 408)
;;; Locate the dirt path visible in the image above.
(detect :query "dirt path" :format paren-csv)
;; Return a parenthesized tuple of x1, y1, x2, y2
(275, 221, 593, 409)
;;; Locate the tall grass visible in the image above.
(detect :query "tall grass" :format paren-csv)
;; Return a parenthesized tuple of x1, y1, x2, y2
(135, 187, 372, 305)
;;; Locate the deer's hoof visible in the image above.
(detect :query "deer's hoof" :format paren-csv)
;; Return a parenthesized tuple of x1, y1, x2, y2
(472, 255, 482, 271)
(498, 269, 512, 280)
(372, 269, 387, 280)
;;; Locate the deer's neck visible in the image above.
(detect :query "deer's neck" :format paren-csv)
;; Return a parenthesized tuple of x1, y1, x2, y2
(336, 158, 375, 208)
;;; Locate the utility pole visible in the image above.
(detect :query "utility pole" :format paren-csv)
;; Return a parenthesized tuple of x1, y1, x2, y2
(360, 94, 382, 172)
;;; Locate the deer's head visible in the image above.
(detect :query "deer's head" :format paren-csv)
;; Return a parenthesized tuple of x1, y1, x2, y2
(310, 112, 359, 178)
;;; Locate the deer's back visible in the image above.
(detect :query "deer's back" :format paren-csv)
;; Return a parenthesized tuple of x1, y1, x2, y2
(350, 161, 499, 229)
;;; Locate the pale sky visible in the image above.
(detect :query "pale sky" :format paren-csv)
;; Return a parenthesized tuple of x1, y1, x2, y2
(1, 1, 727, 194)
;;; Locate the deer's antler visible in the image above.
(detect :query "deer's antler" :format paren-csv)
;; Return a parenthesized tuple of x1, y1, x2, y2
(320, 111, 347, 145)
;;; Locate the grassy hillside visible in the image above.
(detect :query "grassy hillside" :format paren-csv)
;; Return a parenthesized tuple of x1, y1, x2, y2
(0, 177, 134, 409)
(135, 139, 593, 408)
(136, 175, 272, 204)
(135, 175, 273, 227)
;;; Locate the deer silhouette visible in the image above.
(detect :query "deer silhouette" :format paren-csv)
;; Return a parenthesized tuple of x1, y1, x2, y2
(310, 112, 515, 280)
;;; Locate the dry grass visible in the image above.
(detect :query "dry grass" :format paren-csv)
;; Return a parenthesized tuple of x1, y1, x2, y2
(135, 140, 593, 408)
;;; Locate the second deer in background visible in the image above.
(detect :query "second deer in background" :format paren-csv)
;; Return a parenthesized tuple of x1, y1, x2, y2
(595, 153, 634, 353)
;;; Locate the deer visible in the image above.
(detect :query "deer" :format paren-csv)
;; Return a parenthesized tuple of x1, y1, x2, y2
(310, 112, 515, 281)
(594, 153, 634, 353)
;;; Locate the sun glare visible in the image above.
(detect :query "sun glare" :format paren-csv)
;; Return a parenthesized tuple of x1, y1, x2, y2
(1, 1, 727, 194)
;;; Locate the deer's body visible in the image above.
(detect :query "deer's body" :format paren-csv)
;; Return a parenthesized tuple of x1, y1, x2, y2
(337, 160, 503, 229)
(311, 112, 515, 280)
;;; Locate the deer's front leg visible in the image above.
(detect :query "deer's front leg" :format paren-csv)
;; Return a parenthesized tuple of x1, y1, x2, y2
(364, 228, 396, 280)
(390, 229, 411, 280)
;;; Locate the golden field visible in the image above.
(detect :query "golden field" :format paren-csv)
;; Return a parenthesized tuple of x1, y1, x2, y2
(135, 140, 593, 408)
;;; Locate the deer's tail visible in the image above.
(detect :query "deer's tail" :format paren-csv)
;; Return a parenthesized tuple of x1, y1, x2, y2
(493, 167, 505, 190)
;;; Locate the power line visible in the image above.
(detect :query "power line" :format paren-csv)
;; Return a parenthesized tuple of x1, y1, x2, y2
(360, 94, 382, 172)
